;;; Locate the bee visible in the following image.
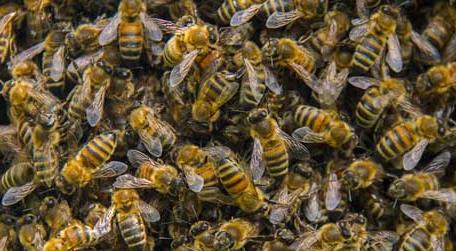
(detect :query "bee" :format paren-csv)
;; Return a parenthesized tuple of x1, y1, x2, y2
(358, 190, 394, 227)
(262, 229, 295, 251)
(214, 218, 260, 250)
(57, 132, 127, 190)
(0, 157, 33, 194)
(349, 5, 403, 73)
(129, 105, 177, 157)
(290, 222, 356, 250)
(95, 189, 160, 251)
(23, 0, 53, 44)
(99, 0, 171, 64)
(43, 221, 100, 251)
(415, 62, 456, 107)
(387, 151, 456, 203)
(191, 70, 239, 124)
(265, 0, 326, 28)
(397, 204, 449, 251)
(0, 11, 19, 64)
(283, 162, 319, 193)
(189, 221, 217, 251)
(39, 197, 74, 236)
(422, 2, 456, 54)
(66, 22, 106, 58)
(217, 0, 266, 25)
(376, 115, 446, 170)
(113, 149, 179, 195)
(18, 214, 46, 251)
(268, 187, 305, 225)
(364, 231, 400, 251)
(292, 105, 357, 155)
(340, 158, 384, 191)
(248, 108, 309, 181)
(0, 213, 18, 251)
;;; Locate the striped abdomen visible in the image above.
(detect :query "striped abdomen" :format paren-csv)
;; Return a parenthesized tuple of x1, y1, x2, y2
(195, 163, 225, 202)
(0, 29, 14, 64)
(42, 51, 64, 91)
(60, 223, 96, 249)
(356, 87, 387, 128)
(0, 162, 33, 193)
(376, 122, 418, 161)
(294, 105, 331, 133)
(118, 21, 144, 63)
(17, 120, 33, 152)
(144, 120, 177, 152)
(262, 137, 289, 177)
(33, 146, 58, 187)
(423, 16, 454, 50)
(163, 36, 184, 67)
(117, 212, 147, 251)
(199, 72, 233, 106)
(352, 25, 390, 72)
(76, 132, 117, 170)
(68, 85, 90, 123)
(398, 227, 432, 251)
(239, 64, 266, 108)
(260, 0, 294, 18)
(217, 0, 244, 24)
(215, 157, 249, 196)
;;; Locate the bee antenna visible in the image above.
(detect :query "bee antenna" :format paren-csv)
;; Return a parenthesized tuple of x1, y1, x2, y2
(392, 199, 398, 208)
(348, 189, 352, 202)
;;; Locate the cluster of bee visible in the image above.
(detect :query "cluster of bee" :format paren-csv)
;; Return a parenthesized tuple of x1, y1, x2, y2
(1, 0, 456, 250)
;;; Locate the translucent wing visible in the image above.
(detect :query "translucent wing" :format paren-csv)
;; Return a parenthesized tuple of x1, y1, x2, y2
(99, 13, 120, 46)
(269, 206, 287, 225)
(86, 85, 107, 127)
(320, 61, 349, 106)
(443, 33, 456, 63)
(212, 76, 239, 108)
(32, 230, 44, 251)
(244, 58, 262, 103)
(138, 200, 160, 222)
(139, 131, 163, 157)
(348, 76, 381, 89)
(230, 4, 263, 27)
(292, 233, 319, 251)
(169, 49, 199, 87)
(2, 182, 36, 206)
(386, 34, 403, 73)
(50, 46, 65, 81)
(266, 10, 303, 29)
(292, 127, 325, 144)
(94, 206, 115, 237)
(304, 183, 321, 222)
(400, 204, 424, 223)
(277, 127, 310, 160)
(368, 231, 400, 248)
(92, 161, 128, 178)
(204, 145, 232, 162)
(264, 66, 282, 95)
(113, 174, 154, 189)
(127, 149, 157, 168)
(411, 31, 441, 63)
(0, 12, 16, 32)
(151, 18, 182, 34)
(182, 165, 204, 193)
(325, 173, 341, 210)
(289, 62, 320, 94)
(432, 237, 445, 251)
(422, 189, 456, 203)
(140, 12, 163, 41)
(349, 23, 368, 42)
(67, 50, 103, 77)
(321, 19, 338, 58)
(402, 139, 429, 171)
(0, 237, 7, 250)
(423, 151, 451, 174)
(250, 137, 265, 182)
(10, 42, 45, 66)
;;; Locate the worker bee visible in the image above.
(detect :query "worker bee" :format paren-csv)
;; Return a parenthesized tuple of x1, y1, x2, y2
(113, 149, 179, 195)
(217, 0, 266, 25)
(57, 132, 127, 191)
(23, 0, 54, 44)
(248, 108, 309, 182)
(39, 196, 74, 236)
(397, 204, 449, 251)
(415, 62, 456, 107)
(214, 218, 260, 250)
(0, 11, 19, 65)
(129, 105, 177, 157)
(188, 220, 216, 250)
(364, 230, 400, 251)
(292, 105, 357, 155)
(0, 156, 33, 194)
(341, 158, 384, 191)
(43, 221, 100, 251)
(358, 189, 394, 227)
(95, 189, 161, 251)
(66, 22, 106, 58)
(0, 213, 18, 251)
(17, 214, 46, 251)
(265, 0, 326, 28)
(268, 187, 305, 225)
(98, 0, 171, 64)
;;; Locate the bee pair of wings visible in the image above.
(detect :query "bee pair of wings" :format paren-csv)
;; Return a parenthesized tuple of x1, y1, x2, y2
(250, 128, 310, 182)
(266, 8, 312, 29)
(195, 71, 240, 111)
(0, 12, 17, 33)
(400, 204, 446, 251)
(94, 199, 160, 238)
(304, 183, 321, 223)
(83, 82, 107, 127)
(137, 114, 173, 158)
(268, 187, 303, 225)
(243, 58, 282, 103)
(67, 50, 104, 82)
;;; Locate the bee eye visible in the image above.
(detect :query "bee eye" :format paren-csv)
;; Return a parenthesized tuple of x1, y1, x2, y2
(5, 217, 14, 225)
(260, 111, 267, 117)
(25, 215, 35, 223)
(47, 198, 56, 208)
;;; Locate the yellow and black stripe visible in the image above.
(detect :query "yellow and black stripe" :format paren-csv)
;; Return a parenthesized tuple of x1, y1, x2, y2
(262, 137, 289, 177)
(351, 30, 388, 72)
(355, 87, 386, 129)
(76, 132, 117, 170)
(376, 123, 417, 161)
(117, 213, 148, 251)
(260, 0, 294, 18)
(294, 105, 331, 133)
(163, 36, 185, 67)
(215, 157, 249, 196)
(0, 162, 33, 193)
(118, 21, 144, 63)
(33, 146, 58, 187)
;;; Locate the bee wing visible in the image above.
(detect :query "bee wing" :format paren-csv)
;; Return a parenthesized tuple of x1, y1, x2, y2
(230, 3, 263, 27)
(250, 137, 265, 182)
(94, 206, 115, 237)
(50, 46, 65, 82)
(0, 237, 6, 250)
(244, 58, 263, 103)
(422, 189, 456, 203)
(213, 77, 240, 108)
(151, 18, 182, 34)
(349, 23, 368, 42)
(289, 62, 320, 94)
(443, 33, 456, 63)
(86, 85, 107, 127)
(182, 165, 204, 193)
(2, 182, 36, 206)
(10, 42, 45, 66)
(292, 127, 325, 144)
(138, 200, 160, 222)
(432, 236, 445, 251)
(402, 139, 429, 171)
(266, 9, 303, 29)
(138, 131, 163, 157)
(423, 151, 451, 174)
(348, 76, 381, 89)
(386, 34, 403, 73)
(32, 230, 44, 251)
(204, 145, 232, 162)
(68, 50, 103, 78)
(0, 12, 16, 32)
(397, 98, 422, 117)
(290, 232, 319, 251)
(304, 184, 321, 222)
(321, 20, 338, 58)
(169, 49, 199, 87)
(355, 0, 369, 19)
(368, 231, 400, 244)
(113, 174, 154, 189)
(140, 13, 163, 41)
(325, 173, 341, 210)
(277, 127, 310, 160)
(92, 161, 128, 179)
(320, 62, 349, 106)
(411, 31, 441, 62)
(127, 149, 156, 168)
(263, 66, 282, 95)
(400, 204, 424, 223)
(269, 206, 288, 225)
(99, 13, 120, 46)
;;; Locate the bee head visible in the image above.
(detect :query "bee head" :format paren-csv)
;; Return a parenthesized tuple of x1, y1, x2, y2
(387, 179, 407, 200)
(214, 231, 234, 251)
(189, 221, 211, 237)
(247, 108, 268, 124)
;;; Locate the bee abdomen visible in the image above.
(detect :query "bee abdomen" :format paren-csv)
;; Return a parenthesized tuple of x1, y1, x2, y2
(356, 88, 385, 128)
(239, 81, 266, 108)
(352, 33, 386, 72)
(119, 22, 144, 62)
(263, 139, 288, 177)
(163, 37, 183, 67)
(376, 124, 416, 161)
(78, 133, 117, 169)
(0, 163, 33, 192)
(217, 0, 239, 24)
(216, 159, 249, 195)
(399, 227, 432, 251)
(261, 0, 293, 18)
(118, 214, 147, 250)
(33, 148, 58, 187)
(294, 105, 330, 133)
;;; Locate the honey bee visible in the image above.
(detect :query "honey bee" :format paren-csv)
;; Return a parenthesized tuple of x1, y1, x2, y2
(248, 108, 309, 182)
(415, 62, 456, 107)
(397, 204, 449, 251)
(265, 0, 326, 28)
(388, 151, 456, 203)
(341, 158, 384, 191)
(364, 230, 400, 251)
(18, 214, 46, 251)
(213, 218, 260, 250)
(217, 0, 266, 25)
(358, 190, 394, 227)
(262, 228, 295, 251)
(99, 0, 171, 64)
(39, 196, 74, 236)
(376, 115, 446, 170)
(66, 22, 106, 58)
(349, 5, 403, 73)
(113, 149, 179, 195)
(43, 221, 100, 251)
(57, 132, 127, 190)
(0, 213, 18, 251)
(23, 0, 53, 44)
(95, 189, 160, 251)
(0, 11, 19, 64)
(129, 105, 177, 157)
(189, 220, 216, 251)
(268, 187, 305, 225)
(0, 155, 33, 193)
(292, 105, 357, 155)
